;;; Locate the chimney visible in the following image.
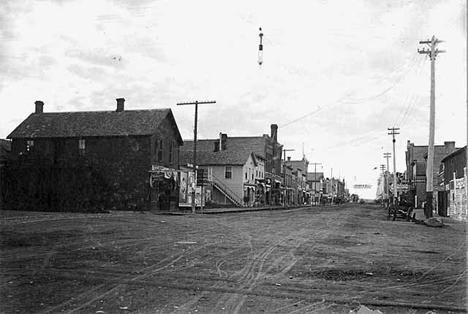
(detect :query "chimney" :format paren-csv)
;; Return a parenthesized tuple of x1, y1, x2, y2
(270, 124, 278, 142)
(444, 141, 455, 153)
(221, 133, 228, 150)
(35, 100, 44, 114)
(116, 98, 125, 112)
(287, 156, 291, 161)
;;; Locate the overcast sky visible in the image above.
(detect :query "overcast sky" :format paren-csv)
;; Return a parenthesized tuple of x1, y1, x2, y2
(1, 0, 466, 198)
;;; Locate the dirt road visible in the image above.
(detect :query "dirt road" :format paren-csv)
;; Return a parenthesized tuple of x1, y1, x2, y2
(0, 204, 466, 314)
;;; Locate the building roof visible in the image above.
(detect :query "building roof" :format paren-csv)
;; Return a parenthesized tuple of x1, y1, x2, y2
(7, 109, 183, 143)
(441, 146, 467, 163)
(181, 137, 267, 166)
(307, 172, 324, 181)
(285, 159, 308, 172)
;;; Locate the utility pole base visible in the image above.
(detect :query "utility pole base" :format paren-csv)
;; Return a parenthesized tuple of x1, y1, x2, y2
(425, 192, 434, 218)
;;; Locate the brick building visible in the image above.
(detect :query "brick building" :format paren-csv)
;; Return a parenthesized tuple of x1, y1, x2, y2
(307, 171, 324, 204)
(284, 157, 309, 205)
(5, 98, 183, 211)
(406, 140, 458, 209)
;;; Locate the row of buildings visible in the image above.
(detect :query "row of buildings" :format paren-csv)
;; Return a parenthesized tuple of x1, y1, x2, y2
(405, 140, 467, 221)
(377, 140, 467, 221)
(0, 99, 348, 212)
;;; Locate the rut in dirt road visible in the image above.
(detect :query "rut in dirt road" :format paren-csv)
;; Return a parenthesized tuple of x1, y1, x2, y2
(179, 208, 339, 314)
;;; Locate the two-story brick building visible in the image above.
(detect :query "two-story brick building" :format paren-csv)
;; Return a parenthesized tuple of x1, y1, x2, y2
(5, 98, 183, 211)
(285, 157, 309, 205)
(406, 140, 458, 209)
(307, 171, 324, 205)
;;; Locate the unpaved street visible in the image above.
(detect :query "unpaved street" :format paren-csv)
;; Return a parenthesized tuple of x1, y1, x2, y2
(0, 204, 466, 314)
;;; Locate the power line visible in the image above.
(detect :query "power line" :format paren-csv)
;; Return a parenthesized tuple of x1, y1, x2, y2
(279, 107, 322, 129)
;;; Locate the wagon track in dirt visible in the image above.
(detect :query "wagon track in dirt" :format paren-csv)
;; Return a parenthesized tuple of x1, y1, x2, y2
(1, 205, 466, 314)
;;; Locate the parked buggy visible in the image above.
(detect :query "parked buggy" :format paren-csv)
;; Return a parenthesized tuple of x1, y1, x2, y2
(387, 200, 413, 221)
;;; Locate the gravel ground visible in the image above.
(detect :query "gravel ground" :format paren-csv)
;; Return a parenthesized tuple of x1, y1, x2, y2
(0, 203, 466, 314)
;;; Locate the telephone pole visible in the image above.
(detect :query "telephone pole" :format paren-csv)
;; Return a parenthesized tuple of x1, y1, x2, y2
(282, 149, 295, 207)
(310, 162, 322, 206)
(380, 164, 386, 205)
(177, 100, 216, 213)
(383, 152, 391, 202)
(388, 127, 400, 205)
(418, 36, 445, 218)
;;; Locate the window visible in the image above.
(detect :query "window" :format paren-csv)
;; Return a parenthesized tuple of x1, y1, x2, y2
(169, 142, 174, 164)
(245, 171, 247, 180)
(156, 139, 163, 162)
(78, 139, 86, 156)
(225, 166, 232, 179)
(26, 140, 34, 152)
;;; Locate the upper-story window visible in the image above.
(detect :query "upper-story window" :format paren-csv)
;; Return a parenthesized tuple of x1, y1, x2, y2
(78, 139, 86, 156)
(225, 166, 232, 179)
(156, 139, 163, 162)
(169, 142, 174, 164)
(26, 140, 34, 152)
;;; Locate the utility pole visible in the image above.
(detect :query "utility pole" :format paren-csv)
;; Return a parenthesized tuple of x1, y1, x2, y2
(418, 36, 445, 218)
(383, 152, 391, 203)
(380, 164, 386, 206)
(388, 127, 400, 205)
(283, 149, 295, 207)
(177, 100, 216, 213)
(310, 162, 322, 206)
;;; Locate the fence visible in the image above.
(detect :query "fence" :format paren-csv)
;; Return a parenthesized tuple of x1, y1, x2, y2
(447, 169, 467, 222)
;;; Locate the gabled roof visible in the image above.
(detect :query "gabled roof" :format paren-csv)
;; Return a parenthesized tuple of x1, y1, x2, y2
(7, 109, 183, 144)
(180, 137, 267, 166)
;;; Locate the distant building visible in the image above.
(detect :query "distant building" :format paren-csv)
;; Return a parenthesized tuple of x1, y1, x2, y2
(180, 126, 281, 207)
(406, 140, 458, 209)
(5, 99, 183, 211)
(307, 171, 324, 204)
(181, 134, 266, 207)
(322, 177, 346, 203)
(284, 157, 310, 205)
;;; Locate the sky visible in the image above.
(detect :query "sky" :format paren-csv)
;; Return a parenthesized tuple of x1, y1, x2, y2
(1, 0, 466, 199)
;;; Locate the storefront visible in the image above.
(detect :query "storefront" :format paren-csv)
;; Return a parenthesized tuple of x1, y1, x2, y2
(149, 165, 179, 211)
